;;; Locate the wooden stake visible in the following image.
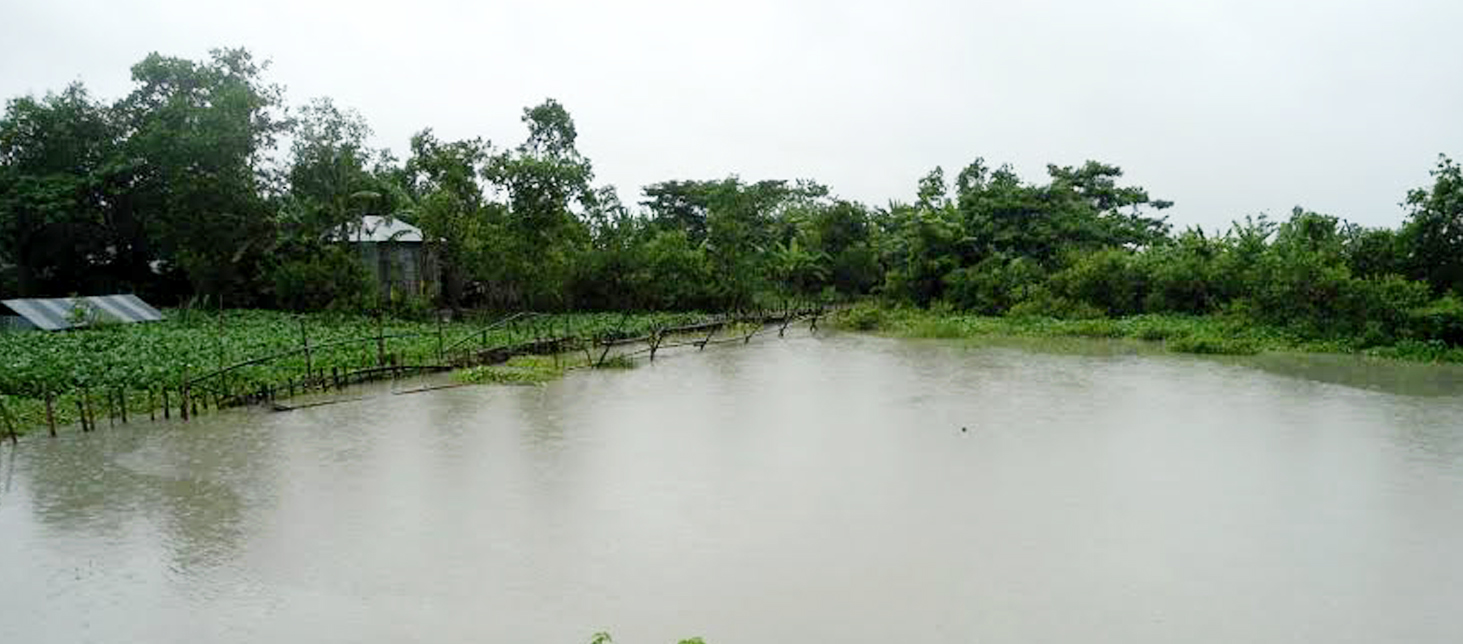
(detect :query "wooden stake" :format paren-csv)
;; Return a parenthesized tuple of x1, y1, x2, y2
(119, 388, 128, 424)
(181, 368, 190, 422)
(376, 309, 386, 367)
(0, 396, 18, 445)
(163, 387, 171, 420)
(45, 391, 57, 437)
(300, 318, 313, 380)
(84, 387, 96, 432)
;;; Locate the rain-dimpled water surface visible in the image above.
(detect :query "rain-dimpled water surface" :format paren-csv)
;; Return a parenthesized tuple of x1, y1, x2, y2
(3, 332, 1462, 643)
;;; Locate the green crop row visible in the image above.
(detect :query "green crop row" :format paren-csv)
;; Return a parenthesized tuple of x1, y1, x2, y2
(0, 309, 708, 435)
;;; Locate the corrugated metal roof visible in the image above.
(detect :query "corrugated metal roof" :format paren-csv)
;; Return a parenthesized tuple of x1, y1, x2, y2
(326, 215, 425, 243)
(0, 294, 164, 331)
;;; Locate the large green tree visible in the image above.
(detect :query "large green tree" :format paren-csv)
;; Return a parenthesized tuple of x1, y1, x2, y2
(283, 97, 388, 239)
(117, 47, 290, 303)
(402, 129, 491, 307)
(1401, 155, 1463, 295)
(484, 99, 595, 309)
(0, 83, 126, 296)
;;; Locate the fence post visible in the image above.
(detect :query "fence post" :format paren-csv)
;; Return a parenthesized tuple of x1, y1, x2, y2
(436, 310, 445, 364)
(300, 317, 313, 382)
(45, 391, 57, 437)
(380, 308, 392, 367)
(180, 367, 190, 422)
(83, 387, 95, 432)
(1, 395, 18, 445)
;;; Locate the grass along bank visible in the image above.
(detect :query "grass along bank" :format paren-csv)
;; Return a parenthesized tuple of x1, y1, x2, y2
(453, 353, 638, 386)
(830, 304, 1463, 363)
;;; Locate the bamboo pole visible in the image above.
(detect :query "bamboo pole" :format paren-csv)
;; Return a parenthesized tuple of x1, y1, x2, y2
(376, 309, 386, 367)
(45, 391, 57, 437)
(1, 396, 18, 445)
(83, 387, 96, 432)
(180, 367, 190, 422)
(436, 311, 445, 364)
(300, 317, 312, 381)
(75, 396, 88, 433)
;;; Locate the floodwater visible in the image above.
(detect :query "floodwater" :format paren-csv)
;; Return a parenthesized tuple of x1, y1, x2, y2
(3, 332, 1463, 644)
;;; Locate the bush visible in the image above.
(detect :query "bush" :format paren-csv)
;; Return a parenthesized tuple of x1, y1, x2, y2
(1336, 274, 1432, 342)
(1137, 230, 1225, 314)
(1167, 334, 1260, 355)
(942, 256, 1047, 315)
(836, 304, 887, 331)
(1405, 294, 1463, 345)
(1047, 249, 1146, 316)
(270, 247, 372, 312)
(1007, 285, 1105, 320)
(1060, 319, 1125, 338)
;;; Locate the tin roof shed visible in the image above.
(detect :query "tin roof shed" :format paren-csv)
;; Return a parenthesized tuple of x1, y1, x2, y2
(326, 215, 425, 243)
(1, 294, 165, 331)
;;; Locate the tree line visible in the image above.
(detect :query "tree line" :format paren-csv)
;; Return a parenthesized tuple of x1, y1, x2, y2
(2, 48, 1461, 346)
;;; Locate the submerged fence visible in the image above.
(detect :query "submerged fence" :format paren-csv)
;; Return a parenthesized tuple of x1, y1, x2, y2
(3, 304, 835, 441)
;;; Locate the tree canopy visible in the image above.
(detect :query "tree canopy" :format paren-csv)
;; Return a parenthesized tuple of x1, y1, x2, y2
(2, 47, 1461, 347)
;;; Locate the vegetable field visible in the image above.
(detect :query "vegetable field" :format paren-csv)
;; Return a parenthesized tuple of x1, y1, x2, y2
(0, 309, 708, 436)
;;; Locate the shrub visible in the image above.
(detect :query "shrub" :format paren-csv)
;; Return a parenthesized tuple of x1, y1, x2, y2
(837, 304, 887, 331)
(1405, 294, 1463, 345)
(270, 247, 372, 312)
(1047, 248, 1146, 316)
(1167, 334, 1260, 355)
(1007, 285, 1105, 320)
(455, 355, 566, 385)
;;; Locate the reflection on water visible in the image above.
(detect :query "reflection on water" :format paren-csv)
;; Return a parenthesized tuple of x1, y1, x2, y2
(1, 332, 1462, 643)
(1235, 351, 1463, 397)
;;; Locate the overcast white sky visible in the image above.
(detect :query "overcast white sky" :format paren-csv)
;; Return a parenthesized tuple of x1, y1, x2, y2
(3, 0, 1460, 232)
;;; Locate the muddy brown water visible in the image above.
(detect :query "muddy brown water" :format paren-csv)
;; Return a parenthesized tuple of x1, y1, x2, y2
(2, 332, 1462, 643)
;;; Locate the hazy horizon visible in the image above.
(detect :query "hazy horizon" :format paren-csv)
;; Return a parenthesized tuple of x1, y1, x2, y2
(5, 0, 1461, 232)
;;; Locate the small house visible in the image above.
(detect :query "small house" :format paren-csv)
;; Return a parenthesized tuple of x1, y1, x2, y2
(331, 215, 439, 300)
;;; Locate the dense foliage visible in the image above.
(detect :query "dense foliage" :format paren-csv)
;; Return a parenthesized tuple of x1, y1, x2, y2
(3, 47, 1462, 352)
